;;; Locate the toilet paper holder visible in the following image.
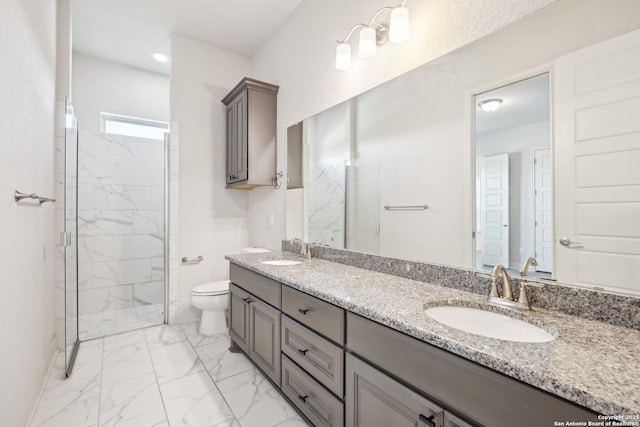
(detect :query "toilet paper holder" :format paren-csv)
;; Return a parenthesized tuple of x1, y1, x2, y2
(181, 255, 203, 264)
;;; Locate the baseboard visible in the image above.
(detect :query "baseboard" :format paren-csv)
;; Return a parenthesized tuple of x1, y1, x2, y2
(21, 338, 59, 427)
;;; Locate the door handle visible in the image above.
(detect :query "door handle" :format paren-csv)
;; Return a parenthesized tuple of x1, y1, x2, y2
(559, 237, 581, 247)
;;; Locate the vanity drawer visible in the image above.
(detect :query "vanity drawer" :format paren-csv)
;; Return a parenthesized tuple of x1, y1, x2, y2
(282, 354, 344, 427)
(230, 263, 281, 309)
(282, 286, 345, 344)
(282, 315, 344, 397)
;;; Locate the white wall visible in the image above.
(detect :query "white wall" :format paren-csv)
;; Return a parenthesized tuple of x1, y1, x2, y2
(170, 34, 252, 321)
(249, 0, 559, 249)
(0, 1, 57, 426)
(251, 0, 640, 261)
(72, 53, 170, 131)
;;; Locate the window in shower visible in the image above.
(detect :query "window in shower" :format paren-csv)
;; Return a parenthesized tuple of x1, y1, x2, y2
(101, 112, 168, 141)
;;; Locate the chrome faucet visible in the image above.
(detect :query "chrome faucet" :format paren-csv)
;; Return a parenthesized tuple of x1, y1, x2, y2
(319, 235, 334, 246)
(488, 264, 531, 310)
(289, 238, 311, 259)
(520, 257, 538, 277)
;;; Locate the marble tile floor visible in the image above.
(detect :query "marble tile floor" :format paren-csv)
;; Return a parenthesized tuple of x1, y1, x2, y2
(79, 304, 165, 341)
(32, 322, 309, 427)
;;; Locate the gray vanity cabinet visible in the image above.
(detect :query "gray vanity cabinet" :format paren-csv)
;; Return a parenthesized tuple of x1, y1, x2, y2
(281, 316, 344, 396)
(229, 265, 282, 386)
(346, 312, 598, 427)
(229, 283, 251, 353)
(249, 297, 281, 385)
(345, 354, 444, 427)
(225, 91, 248, 185)
(282, 355, 344, 427)
(222, 77, 279, 189)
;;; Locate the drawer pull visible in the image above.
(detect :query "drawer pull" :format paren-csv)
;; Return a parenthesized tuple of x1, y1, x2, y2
(298, 308, 309, 315)
(297, 348, 308, 356)
(418, 414, 435, 427)
(298, 394, 309, 403)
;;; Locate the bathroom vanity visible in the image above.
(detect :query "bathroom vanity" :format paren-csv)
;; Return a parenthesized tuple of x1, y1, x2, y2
(225, 250, 640, 427)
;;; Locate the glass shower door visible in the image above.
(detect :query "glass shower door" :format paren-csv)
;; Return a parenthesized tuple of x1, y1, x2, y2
(64, 99, 80, 376)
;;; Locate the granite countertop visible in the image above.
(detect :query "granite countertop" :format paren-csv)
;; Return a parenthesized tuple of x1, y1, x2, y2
(225, 251, 640, 416)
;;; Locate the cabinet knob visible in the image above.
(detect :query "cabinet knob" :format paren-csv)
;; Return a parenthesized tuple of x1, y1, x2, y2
(297, 394, 308, 403)
(298, 308, 309, 315)
(242, 297, 253, 303)
(297, 348, 308, 356)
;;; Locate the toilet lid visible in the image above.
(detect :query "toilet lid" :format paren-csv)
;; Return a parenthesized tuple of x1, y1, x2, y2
(191, 280, 229, 296)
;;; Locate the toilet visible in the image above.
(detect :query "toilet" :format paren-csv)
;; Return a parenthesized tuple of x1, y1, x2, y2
(190, 247, 270, 335)
(190, 280, 230, 335)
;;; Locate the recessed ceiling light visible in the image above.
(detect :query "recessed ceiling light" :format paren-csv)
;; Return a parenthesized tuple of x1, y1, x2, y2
(152, 52, 169, 63)
(478, 98, 503, 112)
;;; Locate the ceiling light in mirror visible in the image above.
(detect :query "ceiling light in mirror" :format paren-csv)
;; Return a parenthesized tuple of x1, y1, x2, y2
(478, 98, 503, 112)
(152, 52, 169, 63)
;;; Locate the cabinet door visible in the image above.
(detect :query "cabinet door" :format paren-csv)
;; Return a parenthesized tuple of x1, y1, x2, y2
(229, 284, 250, 353)
(234, 91, 248, 182)
(249, 298, 281, 385)
(226, 103, 236, 184)
(345, 354, 444, 427)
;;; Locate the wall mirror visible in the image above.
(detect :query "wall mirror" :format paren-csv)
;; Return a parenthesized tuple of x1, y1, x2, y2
(288, 0, 640, 296)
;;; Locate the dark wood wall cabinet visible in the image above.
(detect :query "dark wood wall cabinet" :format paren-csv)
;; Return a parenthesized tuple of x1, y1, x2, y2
(222, 77, 279, 189)
(228, 264, 599, 427)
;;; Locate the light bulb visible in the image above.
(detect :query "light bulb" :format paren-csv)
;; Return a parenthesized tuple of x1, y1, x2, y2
(359, 27, 377, 58)
(478, 99, 503, 112)
(152, 52, 169, 63)
(335, 43, 352, 71)
(389, 6, 410, 43)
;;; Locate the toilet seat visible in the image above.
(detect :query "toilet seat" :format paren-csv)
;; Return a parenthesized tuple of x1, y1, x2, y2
(191, 280, 229, 296)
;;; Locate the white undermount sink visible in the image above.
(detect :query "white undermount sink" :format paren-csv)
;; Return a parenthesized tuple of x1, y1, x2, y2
(425, 306, 555, 343)
(260, 259, 302, 266)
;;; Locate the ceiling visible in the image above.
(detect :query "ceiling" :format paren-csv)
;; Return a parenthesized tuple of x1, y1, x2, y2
(72, 0, 303, 75)
(475, 73, 550, 135)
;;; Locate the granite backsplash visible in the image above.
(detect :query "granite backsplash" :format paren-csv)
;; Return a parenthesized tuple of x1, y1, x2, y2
(282, 240, 640, 330)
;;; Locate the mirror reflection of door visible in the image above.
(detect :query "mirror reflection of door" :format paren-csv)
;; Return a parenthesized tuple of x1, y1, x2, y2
(480, 153, 510, 267)
(474, 73, 552, 277)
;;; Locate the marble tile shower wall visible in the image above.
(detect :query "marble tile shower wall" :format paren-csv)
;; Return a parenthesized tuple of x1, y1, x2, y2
(308, 156, 347, 247)
(77, 131, 165, 330)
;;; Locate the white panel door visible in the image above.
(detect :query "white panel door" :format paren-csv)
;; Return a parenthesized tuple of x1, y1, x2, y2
(554, 29, 640, 294)
(534, 148, 553, 273)
(481, 153, 509, 267)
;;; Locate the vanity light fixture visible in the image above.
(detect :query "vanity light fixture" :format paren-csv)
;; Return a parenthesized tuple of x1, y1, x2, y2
(152, 52, 169, 63)
(478, 98, 503, 112)
(335, 0, 410, 71)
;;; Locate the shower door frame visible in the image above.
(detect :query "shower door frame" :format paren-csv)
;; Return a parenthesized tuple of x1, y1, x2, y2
(64, 98, 80, 376)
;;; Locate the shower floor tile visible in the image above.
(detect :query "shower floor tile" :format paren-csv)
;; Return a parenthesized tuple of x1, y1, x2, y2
(31, 322, 309, 427)
(79, 304, 164, 340)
